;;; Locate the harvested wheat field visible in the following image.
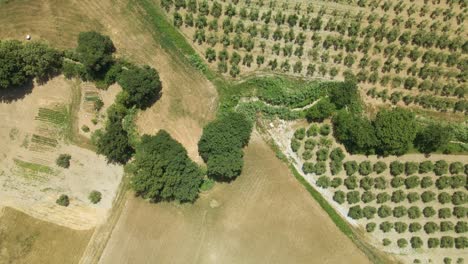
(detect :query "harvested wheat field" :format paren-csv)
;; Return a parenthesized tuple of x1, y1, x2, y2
(0, 207, 92, 264)
(99, 131, 371, 264)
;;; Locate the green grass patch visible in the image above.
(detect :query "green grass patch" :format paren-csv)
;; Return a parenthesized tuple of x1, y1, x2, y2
(200, 178, 215, 192)
(14, 159, 54, 175)
(31, 134, 58, 147)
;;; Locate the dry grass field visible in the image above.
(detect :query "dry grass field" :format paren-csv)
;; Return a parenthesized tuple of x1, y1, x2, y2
(99, 131, 372, 264)
(0, 207, 92, 264)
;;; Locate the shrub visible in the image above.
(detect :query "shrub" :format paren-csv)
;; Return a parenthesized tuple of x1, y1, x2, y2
(393, 206, 407, 218)
(348, 205, 363, 219)
(383, 238, 391, 246)
(444, 258, 452, 264)
(334, 192, 346, 205)
(374, 177, 387, 189)
(450, 162, 464, 174)
(56, 194, 70, 207)
(452, 191, 467, 205)
(395, 222, 408, 233)
(330, 177, 342, 188)
(391, 177, 405, 188)
(441, 221, 455, 232)
(56, 154, 71, 168)
(366, 222, 376, 232)
(359, 177, 374, 191)
(306, 99, 336, 122)
(380, 221, 393, 232)
(373, 161, 387, 174)
(408, 206, 421, 219)
(314, 162, 327, 175)
(347, 191, 360, 204)
(316, 176, 331, 188)
(419, 161, 434, 173)
(377, 192, 390, 203)
(319, 124, 331, 136)
(455, 237, 467, 249)
(411, 237, 423, 248)
(405, 162, 419, 175)
(409, 222, 422, 232)
(423, 207, 436, 217)
(302, 162, 315, 174)
(407, 192, 420, 203)
(307, 125, 318, 137)
(330, 161, 342, 175)
(304, 138, 317, 150)
(439, 192, 452, 204)
(420, 176, 433, 188)
(344, 161, 358, 176)
(344, 176, 358, 190)
(390, 161, 404, 176)
(451, 175, 466, 188)
(302, 150, 313, 160)
(436, 176, 452, 190)
(421, 191, 436, 203)
(439, 208, 452, 219)
(88, 190, 102, 204)
(81, 125, 90, 132)
(428, 237, 440, 248)
(424, 222, 439, 234)
(291, 139, 301, 152)
(363, 206, 377, 219)
(392, 181, 410, 197)
(378, 205, 392, 218)
(434, 160, 449, 175)
(397, 238, 408, 248)
(441, 236, 454, 248)
(359, 161, 372, 176)
(361, 191, 375, 203)
(454, 207, 467, 218)
(405, 176, 420, 189)
(455, 221, 467, 233)
(294, 128, 306, 140)
(329, 147, 345, 162)
(316, 148, 329, 161)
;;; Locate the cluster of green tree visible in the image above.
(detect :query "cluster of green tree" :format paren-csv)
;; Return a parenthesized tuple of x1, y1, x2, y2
(306, 80, 360, 122)
(131, 130, 204, 202)
(198, 112, 253, 181)
(333, 107, 456, 155)
(0, 40, 62, 89)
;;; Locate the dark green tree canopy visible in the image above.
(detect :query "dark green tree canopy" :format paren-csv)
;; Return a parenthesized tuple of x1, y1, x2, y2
(373, 108, 417, 155)
(76, 31, 115, 74)
(414, 124, 452, 153)
(131, 130, 203, 203)
(198, 112, 252, 181)
(118, 65, 162, 109)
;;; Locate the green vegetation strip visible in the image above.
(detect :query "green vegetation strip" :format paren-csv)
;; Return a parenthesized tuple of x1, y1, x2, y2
(14, 159, 54, 175)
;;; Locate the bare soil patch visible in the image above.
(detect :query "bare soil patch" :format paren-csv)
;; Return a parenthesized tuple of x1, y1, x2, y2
(99, 131, 370, 264)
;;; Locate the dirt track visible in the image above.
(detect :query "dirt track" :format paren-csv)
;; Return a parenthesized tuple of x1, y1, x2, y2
(99, 131, 370, 264)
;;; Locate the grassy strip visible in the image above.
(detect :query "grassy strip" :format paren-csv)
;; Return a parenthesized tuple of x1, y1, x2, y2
(14, 159, 54, 175)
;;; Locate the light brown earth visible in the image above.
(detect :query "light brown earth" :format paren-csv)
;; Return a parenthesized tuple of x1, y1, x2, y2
(99, 131, 370, 264)
(0, 207, 92, 264)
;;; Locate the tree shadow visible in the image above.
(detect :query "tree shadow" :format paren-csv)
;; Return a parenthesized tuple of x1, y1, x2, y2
(0, 80, 34, 103)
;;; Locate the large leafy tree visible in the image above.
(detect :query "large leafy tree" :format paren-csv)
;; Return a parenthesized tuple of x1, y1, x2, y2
(332, 110, 378, 154)
(76, 31, 115, 74)
(374, 108, 417, 155)
(96, 104, 134, 164)
(414, 124, 452, 153)
(131, 130, 203, 203)
(118, 65, 162, 109)
(198, 112, 252, 181)
(329, 81, 359, 109)
(305, 98, 336, 122)
(0, 40, 62, 89)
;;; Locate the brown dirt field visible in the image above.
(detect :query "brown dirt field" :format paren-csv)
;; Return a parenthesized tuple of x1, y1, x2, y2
(99, 131, 370, 264)
(0, 207, 92, 264)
